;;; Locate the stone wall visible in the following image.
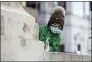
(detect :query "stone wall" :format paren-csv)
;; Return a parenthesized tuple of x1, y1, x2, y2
(44, 52, 91, 61)
(1, 2, 44, 61)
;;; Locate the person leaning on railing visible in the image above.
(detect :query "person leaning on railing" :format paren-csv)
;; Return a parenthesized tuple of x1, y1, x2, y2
(39, 6, 65, 52)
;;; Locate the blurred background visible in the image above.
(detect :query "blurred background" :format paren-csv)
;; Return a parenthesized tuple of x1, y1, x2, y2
(21, 1, 91, 56)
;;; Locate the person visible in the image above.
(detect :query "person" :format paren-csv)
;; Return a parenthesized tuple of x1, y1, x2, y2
(39, 6, 65, 52)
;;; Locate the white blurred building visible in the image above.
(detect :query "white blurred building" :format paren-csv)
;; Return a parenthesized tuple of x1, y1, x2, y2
(23, 2, 91, 55)
(62, 2, 91, 55)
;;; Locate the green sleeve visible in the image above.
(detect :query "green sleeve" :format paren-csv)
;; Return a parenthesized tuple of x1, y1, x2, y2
(49, 33, 62, 51)
(39, 25, 48, 42)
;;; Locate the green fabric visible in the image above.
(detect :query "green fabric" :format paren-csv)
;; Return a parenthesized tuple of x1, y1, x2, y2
(39, 25, 61, 52)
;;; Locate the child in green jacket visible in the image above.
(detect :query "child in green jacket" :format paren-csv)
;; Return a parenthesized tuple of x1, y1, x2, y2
(39, 6, 65, 52)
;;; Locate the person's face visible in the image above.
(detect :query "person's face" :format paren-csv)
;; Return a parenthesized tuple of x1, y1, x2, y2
(50, 23, 61, 34)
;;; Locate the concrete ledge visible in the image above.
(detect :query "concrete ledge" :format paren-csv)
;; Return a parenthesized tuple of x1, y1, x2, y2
(43, 52, 91, 61)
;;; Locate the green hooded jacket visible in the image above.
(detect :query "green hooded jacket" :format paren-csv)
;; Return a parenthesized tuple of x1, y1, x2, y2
(39, 25, 61, 52)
